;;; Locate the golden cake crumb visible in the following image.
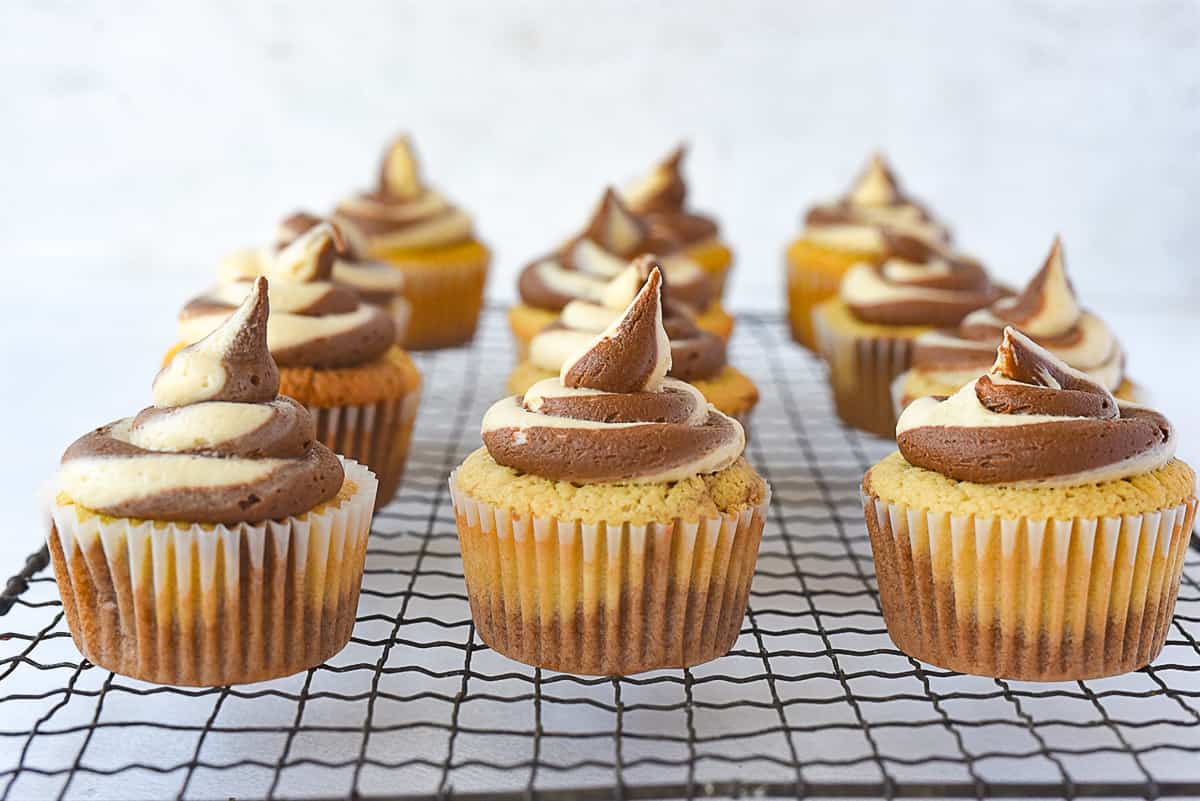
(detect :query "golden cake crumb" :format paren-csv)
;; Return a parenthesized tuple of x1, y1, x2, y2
(455, 448, 768, 524)
(864, 451, 1196, 519)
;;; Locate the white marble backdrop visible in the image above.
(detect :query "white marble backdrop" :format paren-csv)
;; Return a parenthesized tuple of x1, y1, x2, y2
(1, 1, 1198, 563)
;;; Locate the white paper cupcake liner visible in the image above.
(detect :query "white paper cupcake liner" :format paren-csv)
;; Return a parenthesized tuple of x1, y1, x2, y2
(309, 389, 419, 509)
(813, 309, 913, 437)
(863, 490, 1198, 681)
(390, 257, 488, 350)
(47, 459, 378, 686)
(449, 471, 769, 675)
(786, 257, 846, 349)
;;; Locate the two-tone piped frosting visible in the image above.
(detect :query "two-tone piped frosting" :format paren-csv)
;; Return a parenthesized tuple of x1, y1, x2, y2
(804, 153, 953, 252)
(897, 328, 1173, 486)
(484, 268, 744, 484)
(182, 223, 396, 368)
(517, 188, 716, 313)
(621, 145, 720, 249)
(220, 212, 409, 326)
(530, 256, 727, 382)
(334, 135, 476, 252)
(839, 233, 1002, 327)
(907, 237, 1125, 394)
(59, 279, 344, 523)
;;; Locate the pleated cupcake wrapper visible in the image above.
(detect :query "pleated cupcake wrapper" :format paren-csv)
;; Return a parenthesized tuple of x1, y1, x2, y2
(890, 369, 914, 419)
(392, 257, 488, 350)
(449, 473, 769, 676)
(47, 459, 378, 687)
(786, 257, 847, 350)
(309, 389, 420, 510)
(863, 491, 1198, 681)
(813, 311, 913, 437)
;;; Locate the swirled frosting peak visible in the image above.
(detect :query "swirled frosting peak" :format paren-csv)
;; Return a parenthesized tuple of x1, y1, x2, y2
(910, 236, 1125, 392)
(517, 188, 714, 312)
(560, 266, 671, 393)
(623, 144, 687, 215)
(804, 153, 952, 251)
(180, 223, 395, 368)
(847, 152, 903, 207)
(840, 234, 1000, 327)
(379, 135, 423, 201)
(60, 279, 344, 523)
(621, 144, 720, 248)
(334, 134, 475, 251)
(156, 277, 279, 408)
(482, 266, 744, 484)
(530, 256, 727, 382)
(897, 328, 1173, 486)
(986, 235, 1079, 337)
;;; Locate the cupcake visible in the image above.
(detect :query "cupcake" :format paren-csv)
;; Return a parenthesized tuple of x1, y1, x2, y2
(334, 134, 490, 350)
(785, 153, 952, 349)
(865, 328, 1195, 680)
(812, 233, 1001, 437)
(171, 222, 421, 509)
(508, 255, 759, 423)
(622, 144, 734, 296)
(894, 236, 1139, 410)
(50, 279, 377, 685)
(509, 188, 732, 360)
(220, 210, 411, 342)
(453, 268, 769, 675)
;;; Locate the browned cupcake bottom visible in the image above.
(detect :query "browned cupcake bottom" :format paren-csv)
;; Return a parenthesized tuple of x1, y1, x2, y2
(47, 469, 375, 686)
(454, 495, 767, 675)
(865, 492, 1197, 681)
(311, 392, 419, 509)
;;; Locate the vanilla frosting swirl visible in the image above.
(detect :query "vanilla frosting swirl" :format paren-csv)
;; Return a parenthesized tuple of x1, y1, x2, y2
(517, 188, 716, 313)
(484, 268, 744, 484)
(840, 233, 1000, 327)
(909, 237, 1125, 392)
(60, 279, 344, 523)
(334, 135, 475, 251)
(897, 328, 1173, 486)
(621, 145, 720, 248)
(183, 223, 396, 368)
(804, 153, 952, 252)
(530, 256, 727, 382)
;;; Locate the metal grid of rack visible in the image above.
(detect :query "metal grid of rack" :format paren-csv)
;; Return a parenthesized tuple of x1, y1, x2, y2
(3, 310, 1200, 801)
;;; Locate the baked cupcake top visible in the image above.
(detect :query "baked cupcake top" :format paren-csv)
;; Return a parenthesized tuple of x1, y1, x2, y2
(60, 278, 345, 523)
(485, 267, 744, 484)
(838, 233, 1002, 328)
(334, 135, 477, 252)
(517, 188, 716, 313)
(621, 144, 720, 249)
(804, 153, 952, 252)
(220, 211, 408, 312)
(530, 255, 727, 382)
(909, 236, 1126, 391)
(897, 327, 1174, 487)
(181, 223, 396, 369)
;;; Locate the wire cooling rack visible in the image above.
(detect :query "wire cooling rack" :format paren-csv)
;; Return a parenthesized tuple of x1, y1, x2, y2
(3, 310, 1200, 801)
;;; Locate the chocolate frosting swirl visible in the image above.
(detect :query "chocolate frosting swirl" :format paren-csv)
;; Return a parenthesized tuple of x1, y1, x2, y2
(182, 223, 396, 368)
(896, 328, 1174, 486)
(840, 233, 1001, 327)
(483, 268, 745, 484)
(275, 211, 407, 308)
(517, 188, 716, 313)
(621, 144, 720, 247)
(60, 279, 345, 523)
(803, 153, 952, 251)
(333, 135, 476, 251)
(909, 236, 1125, 391)
(530, 256, 727, 382)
